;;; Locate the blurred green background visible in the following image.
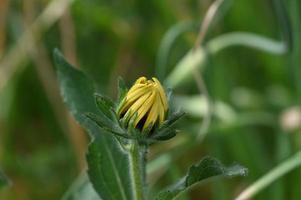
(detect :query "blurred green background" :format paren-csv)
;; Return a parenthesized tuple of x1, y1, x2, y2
(0, 0, 301, 199)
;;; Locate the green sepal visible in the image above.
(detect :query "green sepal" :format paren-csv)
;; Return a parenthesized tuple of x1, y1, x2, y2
(116, 77, 128, 114)
(84, 113, 133, 139)
(142, 123, 154, 135)
(94, 93, 116, 121)
(158, 111, 185, 131)
(85, 112, 144, 141)
(150, 111, 185, 142)
(127, 113, 142, 137)
(151, 129, 178, 141)
(166, 88, 173, 103)
(117, 76, 128, 105)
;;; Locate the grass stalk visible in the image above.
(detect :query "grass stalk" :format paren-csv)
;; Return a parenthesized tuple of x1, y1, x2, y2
(235, 151, 301, 200)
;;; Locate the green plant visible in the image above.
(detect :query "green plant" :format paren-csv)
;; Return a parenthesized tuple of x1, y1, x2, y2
(54, 49, 247, 200)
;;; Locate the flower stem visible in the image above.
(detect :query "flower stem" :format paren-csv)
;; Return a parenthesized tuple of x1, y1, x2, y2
(235, 151, 301, 200)
(129, 141, 147, 200)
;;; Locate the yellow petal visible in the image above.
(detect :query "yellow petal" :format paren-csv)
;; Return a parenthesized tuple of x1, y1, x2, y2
(152, 78, 168, 112)
(126, 85, 151, 102)
(119, 86, 151, 115)
(143, 93, 159, 130)
(124, 91, 152, 120)
(158, 101, 165, 124)
(135, 76, 147, 84)
(133, 91, 156, 127)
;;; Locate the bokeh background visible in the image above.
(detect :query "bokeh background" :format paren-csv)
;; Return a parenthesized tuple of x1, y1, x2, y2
(0, 0, 301, 199)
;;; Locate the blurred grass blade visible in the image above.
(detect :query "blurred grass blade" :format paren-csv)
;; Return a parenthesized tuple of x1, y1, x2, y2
(54, 49, 136, 200)
(154, 156, 247, 200)
(289, 0, 301, 100)
(207, 32, 287, 55)
(272, 0, 292, 51)
(156, 21, 196, 80)
(164, 47, 206, 88)
(164, 0, 289, 89)
(235, 151, 301, 200)
(165, 31, 287, 88)
(0, 0, 74, 91)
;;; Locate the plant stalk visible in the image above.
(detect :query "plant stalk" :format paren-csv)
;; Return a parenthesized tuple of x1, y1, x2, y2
(129, 141, 147, 200)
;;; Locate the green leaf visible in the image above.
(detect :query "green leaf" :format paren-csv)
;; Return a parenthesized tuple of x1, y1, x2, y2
(0, 169, 9, 189)
(54, 49, 135, 200)
(54, 49, 97, 126)
(154, 156, 247, 200)
(62, 174, 101, 200)
(86, 131, 134, 200)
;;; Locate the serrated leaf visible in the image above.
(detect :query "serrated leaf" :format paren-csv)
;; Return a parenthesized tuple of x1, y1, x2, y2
(0, 169, 9, 189)
(54, 49, 97, 126)
(154, 156, 247, 200)
(54, 49, 135, 200)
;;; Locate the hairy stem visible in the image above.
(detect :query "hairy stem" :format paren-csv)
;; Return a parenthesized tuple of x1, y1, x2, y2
(129, 142, 147, 200)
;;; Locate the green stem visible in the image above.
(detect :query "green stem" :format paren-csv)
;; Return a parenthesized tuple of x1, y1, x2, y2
(235, 151, 301, 200)
(129, 141, 146, 200)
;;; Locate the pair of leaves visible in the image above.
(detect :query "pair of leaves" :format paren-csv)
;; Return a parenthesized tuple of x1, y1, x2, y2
(155, 157, 248, 200)
(54, 49, 136, 200)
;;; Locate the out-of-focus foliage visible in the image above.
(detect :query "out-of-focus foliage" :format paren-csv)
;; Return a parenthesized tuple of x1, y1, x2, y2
(0, 0, 300, 199)
(0, 169, 9, 189)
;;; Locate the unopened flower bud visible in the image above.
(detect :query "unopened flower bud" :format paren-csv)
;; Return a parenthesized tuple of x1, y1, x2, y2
(118, 77, 168, 131)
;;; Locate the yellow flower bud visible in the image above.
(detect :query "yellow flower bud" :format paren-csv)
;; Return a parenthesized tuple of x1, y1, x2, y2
(118, 77, 168, 131)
